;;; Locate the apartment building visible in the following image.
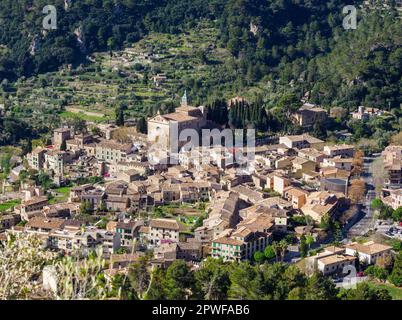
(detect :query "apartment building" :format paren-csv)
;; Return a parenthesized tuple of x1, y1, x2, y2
(149, 218, 180, 246)
(211, 210, 276, 261)
(95, 139, 133, 163)
(388, 189, 402, 210)
(211, 227, 271, 262)
(297, 148, 327, 164)
(0, 214, 21, 232)
(53, 127, 71, 148)
(323, 144, 355, 158)
(317, 254, 356, 276)
(292, 157, 317, 178)
(292, 104, 328, 127)
(16, 196, 49, 221)
(44, 150, 74, 176)
(113, 219, 143, 247)
(27, 147, 46, 170)
(344, 242, 392, 265)
(279, 134, 324, 150)
(382, 145, 402, 186)
(301, 191, 345, 222)
(351, 106, 385, 121)
(283, 187, 309, 209)
(81, 189, 105, 210)
(195, 191, 243, 243)
(322, 157, 353, 171)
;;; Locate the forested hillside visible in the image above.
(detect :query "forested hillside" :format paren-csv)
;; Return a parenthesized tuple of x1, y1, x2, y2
(0, 0, 221, 78)
(0, 0, 401, 148)
(311, 12, 402, 108)
(1, 0, 401, 108)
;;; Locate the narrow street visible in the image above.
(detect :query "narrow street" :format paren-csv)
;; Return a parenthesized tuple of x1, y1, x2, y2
(347, 156, 378, 238)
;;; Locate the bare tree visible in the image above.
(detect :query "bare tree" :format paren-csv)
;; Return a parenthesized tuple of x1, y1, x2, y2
(352, 150, 364, 177)
(349, 179, 366, 205)
(390, 131, 402, 146)
(371, 157, 389, 197)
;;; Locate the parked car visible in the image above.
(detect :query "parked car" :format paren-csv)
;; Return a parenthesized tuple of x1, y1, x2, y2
(357, 271, 365, 277)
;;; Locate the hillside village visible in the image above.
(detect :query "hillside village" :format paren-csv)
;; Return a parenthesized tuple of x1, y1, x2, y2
(0, 93, 401, 295)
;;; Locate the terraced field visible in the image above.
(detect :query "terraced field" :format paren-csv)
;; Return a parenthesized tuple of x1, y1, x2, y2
(4, 20, 272, 136)
(0, 199, 21, 213)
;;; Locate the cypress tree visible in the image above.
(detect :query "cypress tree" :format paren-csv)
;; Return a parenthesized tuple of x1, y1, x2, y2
(60, 139, 67, 151)
(136, 116, 147, 134)
(116, 107, 125, 126)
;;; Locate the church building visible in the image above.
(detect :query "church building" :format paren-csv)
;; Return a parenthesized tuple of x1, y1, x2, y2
(147, 92, 207, 153)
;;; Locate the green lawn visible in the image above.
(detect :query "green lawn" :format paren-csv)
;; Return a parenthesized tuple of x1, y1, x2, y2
(367, 281, 402, 300)
(48, 186, 72, 204)
(54, 186, 72, 195)
(60, 111, 108, 123)
(0, 199, 21, 212)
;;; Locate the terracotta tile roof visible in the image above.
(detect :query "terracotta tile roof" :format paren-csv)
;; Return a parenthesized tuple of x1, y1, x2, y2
(26, 216, 65, 230)
(292, 157, 313, 165)
(237, 213, 274, 232)
(232, 226, 253, 238)
(178, 240, 202, 251)
(96, 139, 132, 152)
(150, 218, 180, 231)
(105, 195, 130, 203)
(139, 226, 149, 233)
(345, 242, 392, 255)
(22, 196, 48, 206)
(324, 144, 354, 151)
(116, 220, 137, 229)
(71, 184, 94, 192)
(324, 245, 345, 254)
(163, 112, 198, 122)
(318, 254, 355, 265)
(213, 236, 244, 246)
(285, 187, 309, 197)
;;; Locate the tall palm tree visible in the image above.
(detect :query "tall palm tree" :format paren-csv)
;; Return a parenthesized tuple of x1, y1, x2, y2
(306, 234, 314, 251)
(279, 239, 288, 262)
(271, 241, 280, 262)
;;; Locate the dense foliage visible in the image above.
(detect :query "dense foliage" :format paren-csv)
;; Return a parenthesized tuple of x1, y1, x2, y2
(0, 115, 34, 145)
(1, 234, 400, 300)
(1, 0, 400, 110)
(124, 257, 397, 300)
(0, 0, 218, 79)
(0, 1, 401, 147)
